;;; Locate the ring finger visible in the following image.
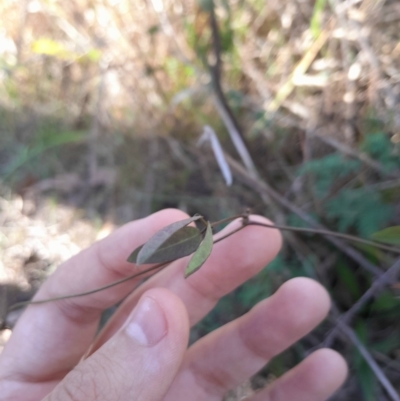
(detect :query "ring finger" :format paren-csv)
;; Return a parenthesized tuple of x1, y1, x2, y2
(162, 277, 346, 400)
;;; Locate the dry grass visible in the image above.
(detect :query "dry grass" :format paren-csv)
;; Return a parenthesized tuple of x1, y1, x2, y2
(0, 0, 399, 137)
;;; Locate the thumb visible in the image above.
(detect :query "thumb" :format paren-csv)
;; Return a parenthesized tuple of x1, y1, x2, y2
(44, 289, 189, 401)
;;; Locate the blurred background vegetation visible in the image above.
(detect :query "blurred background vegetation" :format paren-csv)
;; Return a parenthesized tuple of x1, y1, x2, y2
(1, 0, 400, 399)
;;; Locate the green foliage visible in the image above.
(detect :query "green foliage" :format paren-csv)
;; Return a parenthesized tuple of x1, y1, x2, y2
(361, 132, 400, 171)
(370, 226, 400, 245)
(185, 222, 213, 277)
(298, 154, 360, 198)
(2, 129, 86, 180)
(353, 321, 377, 401)
(296, 150, 394, 238)
(370, 290, 400, 315)
(236, 278, 269, 309)
(336, 261, 362, 300)
(127, 226, 202, 265)
(325, 188, 392, 237)
(310, 0, 327, 39)
(133, 215, 202, 265)
(371, 331, 400, 353)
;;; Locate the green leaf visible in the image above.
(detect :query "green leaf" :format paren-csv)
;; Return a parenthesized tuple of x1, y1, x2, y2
(336, 262, 362, 300)
(136, 215, 202, 265)
(325, 188, 392, 237)
(370, 226, 400, 245)
(127, 226, 202, 265)
(371, 291, 400, 313)
(185, 222, 213, 278)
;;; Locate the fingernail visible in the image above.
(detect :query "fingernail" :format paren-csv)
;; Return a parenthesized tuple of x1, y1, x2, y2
(126, 297, 167, 346)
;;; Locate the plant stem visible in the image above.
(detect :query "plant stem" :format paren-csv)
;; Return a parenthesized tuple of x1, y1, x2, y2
(246, 221, 400, 254)
(7, 222, 246, 312)
(8, 262, 167, 311)
(8, 215, 400, 312)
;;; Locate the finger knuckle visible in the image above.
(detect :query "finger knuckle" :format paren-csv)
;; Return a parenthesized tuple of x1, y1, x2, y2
(49, 365, 106, 401)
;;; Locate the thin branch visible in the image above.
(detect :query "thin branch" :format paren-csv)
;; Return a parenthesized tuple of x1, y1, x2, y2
(324, 257, 400, 347)
(7, 263, 166, 312)
(337, 319, 400, 401)
(224, 152, 384, 276)
(309, 130, 400, 178)
(6, 222, 244, 313)
(212, 215, 400, 255)
(207, 3, 258, 178)
(247, 222, 400, 254)
(8, 215, 399, 314)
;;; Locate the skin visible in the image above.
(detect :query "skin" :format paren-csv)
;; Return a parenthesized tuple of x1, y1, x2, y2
(0, 209, 348, 400)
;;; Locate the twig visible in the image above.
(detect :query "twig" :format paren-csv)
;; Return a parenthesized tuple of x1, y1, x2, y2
(247, 222, 400, 255)
(207, 3, 258, 178)
(8, 214, 398, 314)
(225, 152, 384, 276)
(7, 263, 167, 312)
(309, 130, 400, 178)
(6, 223, 244, 313)
(205, 4, 289, 226)
(337, 319, 400, 401)
(373, 350, 400, 375)
(324, 257, 400, 347)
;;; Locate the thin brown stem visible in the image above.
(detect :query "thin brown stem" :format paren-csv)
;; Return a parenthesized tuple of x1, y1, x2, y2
(8, 215, 400, 313)
(7, 223, 246, 313)
(8, 262, 168, 312)
(210, 214, 243, 228)
(246, 221, 400, 254)
(224, 153, 386, 276)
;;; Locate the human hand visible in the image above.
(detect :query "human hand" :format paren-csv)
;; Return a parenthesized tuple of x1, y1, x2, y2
(0, 209, 347, 400)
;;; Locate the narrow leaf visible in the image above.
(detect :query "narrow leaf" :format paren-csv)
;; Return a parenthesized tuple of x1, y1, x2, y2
(137, 215, 202, 265)
(185, 222, 213, 278)
(127, 226, 202, 265)
(370, 226, 400, 245)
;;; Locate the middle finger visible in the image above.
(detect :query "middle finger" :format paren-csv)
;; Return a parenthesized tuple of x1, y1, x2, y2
(164, 278, 334, 400)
